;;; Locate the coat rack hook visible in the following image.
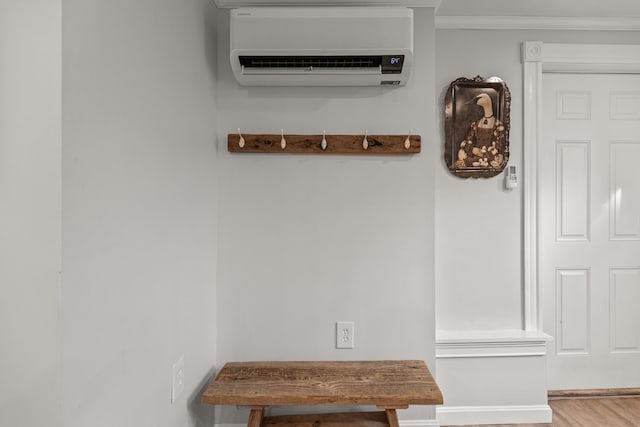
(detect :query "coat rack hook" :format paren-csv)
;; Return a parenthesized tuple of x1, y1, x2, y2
(363, 131, 369, 150)
(280, 129, 286, 150)
(237, 128, 245, 149)
(405, 129, 412, 150)
(321, 130, 328, 151)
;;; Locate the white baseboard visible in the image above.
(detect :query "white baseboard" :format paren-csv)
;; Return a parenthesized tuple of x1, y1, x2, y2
(436, 404, 552, 426)
(400, 420, 440, 427)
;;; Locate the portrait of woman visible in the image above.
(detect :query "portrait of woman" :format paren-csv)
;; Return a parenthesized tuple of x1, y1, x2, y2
(444, 76, 511, 179)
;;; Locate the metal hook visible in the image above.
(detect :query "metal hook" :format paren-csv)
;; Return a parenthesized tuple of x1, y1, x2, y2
(238, 128, 245, 148)
(362, 131, 369, 150)
(321, 130, 328, 151)
(280, 129, 286, 150)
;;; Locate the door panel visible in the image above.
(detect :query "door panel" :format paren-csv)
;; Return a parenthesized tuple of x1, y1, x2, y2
(556, 269, 590, 355)
(541, 73, 640, 390)
(556, 141, 591, 241)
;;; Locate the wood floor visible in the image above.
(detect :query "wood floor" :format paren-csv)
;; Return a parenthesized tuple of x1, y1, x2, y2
(445, 396, 640, 427)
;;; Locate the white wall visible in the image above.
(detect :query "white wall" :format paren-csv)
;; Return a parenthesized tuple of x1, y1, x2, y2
(215, 7, 437, 425)
(61, 1, 218, 426)
(435, 28, 640, 331)
(434, 28, 640, 424)
(0, 1, 62, 426)
(435, 31, 523, 331)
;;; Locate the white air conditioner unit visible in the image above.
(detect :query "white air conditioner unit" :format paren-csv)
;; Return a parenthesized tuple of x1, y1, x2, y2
(230, 7, 413, 87)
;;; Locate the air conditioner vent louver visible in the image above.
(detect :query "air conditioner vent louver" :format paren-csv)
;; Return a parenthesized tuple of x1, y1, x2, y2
(240, 56, 381, 69)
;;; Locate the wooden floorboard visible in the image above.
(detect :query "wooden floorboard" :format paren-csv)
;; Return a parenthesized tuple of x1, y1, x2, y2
(442, 396, 640, 427)
(548, 388, 640, 398)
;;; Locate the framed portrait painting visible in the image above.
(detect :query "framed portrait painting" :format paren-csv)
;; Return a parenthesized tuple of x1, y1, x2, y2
(444, 76, 511, 179)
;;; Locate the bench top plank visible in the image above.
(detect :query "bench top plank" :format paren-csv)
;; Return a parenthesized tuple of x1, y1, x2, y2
(201, 360, 443, 407)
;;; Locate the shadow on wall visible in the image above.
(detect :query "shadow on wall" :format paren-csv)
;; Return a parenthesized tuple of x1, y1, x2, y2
(190, 1, 217, 426)
(203, 0, 218, 88)
(189, 367, 217, 427)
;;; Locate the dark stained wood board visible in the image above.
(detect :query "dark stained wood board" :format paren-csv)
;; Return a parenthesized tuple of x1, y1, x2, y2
(228, 134, 421, 155)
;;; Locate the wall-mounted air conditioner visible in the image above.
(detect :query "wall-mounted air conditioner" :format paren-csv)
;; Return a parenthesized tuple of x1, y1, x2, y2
(230, 7, 414, 87)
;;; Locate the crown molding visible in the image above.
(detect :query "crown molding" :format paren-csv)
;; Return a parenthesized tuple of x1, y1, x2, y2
(215, 0, 441, 7)
(436, 15, 640, 31)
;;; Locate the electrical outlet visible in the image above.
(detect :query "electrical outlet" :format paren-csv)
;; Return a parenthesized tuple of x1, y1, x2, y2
(336, 321, 354, 349)
(171, 355, 185, 403)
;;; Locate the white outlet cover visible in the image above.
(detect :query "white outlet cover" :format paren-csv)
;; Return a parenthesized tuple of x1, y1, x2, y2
(336, 321, 354, 349)
(171, 355, 185, 403)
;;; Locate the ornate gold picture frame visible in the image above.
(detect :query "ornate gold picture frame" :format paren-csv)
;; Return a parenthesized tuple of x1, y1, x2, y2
(444, 76, 511, 179)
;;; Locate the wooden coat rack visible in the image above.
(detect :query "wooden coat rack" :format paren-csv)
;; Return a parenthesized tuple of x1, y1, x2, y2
(228, 132, 421, 155)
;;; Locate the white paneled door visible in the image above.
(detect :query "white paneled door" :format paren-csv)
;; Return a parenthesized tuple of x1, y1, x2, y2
(541, 73, 640, 390)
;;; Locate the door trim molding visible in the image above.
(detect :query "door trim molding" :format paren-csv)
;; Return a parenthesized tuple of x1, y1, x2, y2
(521, 42, 640, 332)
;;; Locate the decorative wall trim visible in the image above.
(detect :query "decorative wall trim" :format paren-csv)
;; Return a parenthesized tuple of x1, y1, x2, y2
(436, 16, 640, 31)
(215, 0, 441, 7)
(436, 330, 551, 358)
(541, 43, 640, 74)
(522, 42, 543, 333)
(522, 42, 640, 334)
(436, 405, 552, 426)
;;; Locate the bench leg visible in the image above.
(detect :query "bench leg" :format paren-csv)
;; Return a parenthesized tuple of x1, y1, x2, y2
(248, 406, 265, 427)
(385, 409, 399, 427)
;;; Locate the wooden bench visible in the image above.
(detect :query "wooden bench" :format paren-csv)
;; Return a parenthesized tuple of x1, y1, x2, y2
(200, 360, 443, 427)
